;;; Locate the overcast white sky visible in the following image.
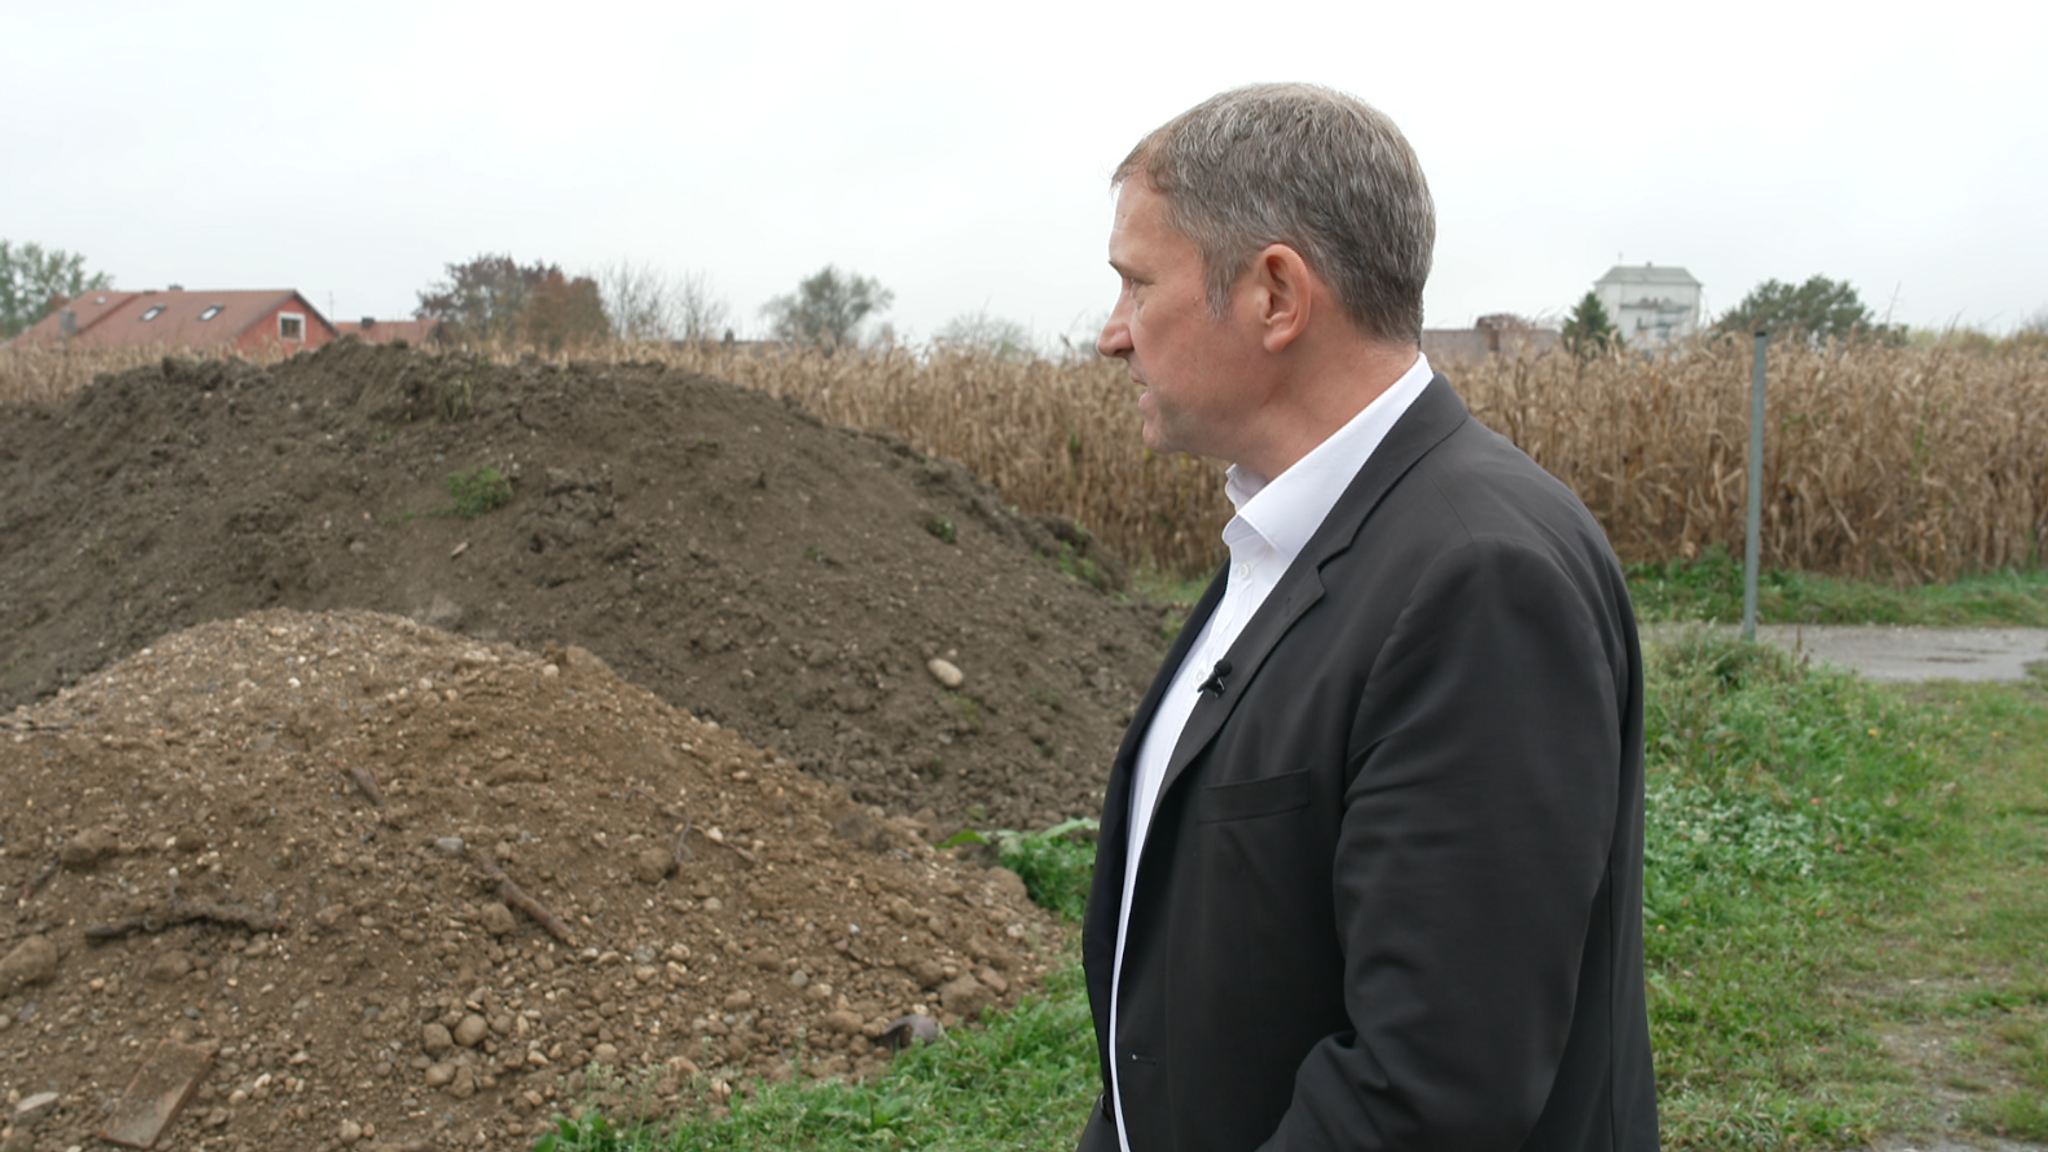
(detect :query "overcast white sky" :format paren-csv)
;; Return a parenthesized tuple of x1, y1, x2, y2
(9, 0, 2045, 345)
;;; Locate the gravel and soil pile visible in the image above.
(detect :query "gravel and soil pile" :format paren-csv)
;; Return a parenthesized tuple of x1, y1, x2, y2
(0, 341, 1186, 1150)
(1, 608, 1060, 1152)
(0, 340, 1174, 830)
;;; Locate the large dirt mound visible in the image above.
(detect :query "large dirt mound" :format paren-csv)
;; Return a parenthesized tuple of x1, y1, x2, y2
(0, 341, 1173, 830)
(1, 609, 1060, 1152)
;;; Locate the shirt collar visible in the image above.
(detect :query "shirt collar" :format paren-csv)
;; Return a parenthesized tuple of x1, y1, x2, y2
(1224, 352, 1435, 564)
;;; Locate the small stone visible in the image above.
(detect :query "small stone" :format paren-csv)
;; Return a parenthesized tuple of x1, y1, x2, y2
(591, 1043, 620, 1066)
(477, 903, 518, 938)
(907, 958, 946, 989)
(59, 827, 120, 869)
(0, 936, 58, 995)
(876, 1013, 943, 1051)
(986, 866, 1030, 903)
(630, 849, 674, 885)
(939, 974, 995, 1019)
(632, 965, 659, 985)
(975, 966, 1009, 995)
(447, 1066, 477, 1099)
(420, 1023, 453, 1057)
(787, 969, 809, 988)
(821, 1011, 865, 1036)
(338, 1118, 364, 1145)
(433, 837, 466, 857)
(722, 990, 753, 1012)
(424, 1062, 455, 1088)
(926, 658, 965, 688)
(453, 1013, 489, 1048)
(14, 1092, 57, 1118)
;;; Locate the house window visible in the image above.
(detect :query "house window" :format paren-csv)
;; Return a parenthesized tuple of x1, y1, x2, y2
(278, 312, 305, 341)
(199, 305, 224, 322)
(141, 305, 165, 321)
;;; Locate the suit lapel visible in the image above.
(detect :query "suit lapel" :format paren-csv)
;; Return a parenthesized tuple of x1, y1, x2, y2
(1146, 375, 1470, 822)
(1097, 563, 1229, 866)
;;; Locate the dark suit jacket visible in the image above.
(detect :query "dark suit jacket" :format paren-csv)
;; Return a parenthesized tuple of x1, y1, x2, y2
(1078, 376, 1657, 1152)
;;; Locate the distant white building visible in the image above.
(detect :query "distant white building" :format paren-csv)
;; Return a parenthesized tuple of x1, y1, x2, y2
(1595, 264, 1701, 349)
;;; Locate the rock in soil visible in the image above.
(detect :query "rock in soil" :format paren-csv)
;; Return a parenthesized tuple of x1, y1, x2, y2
(0, 609, 1061, 1151)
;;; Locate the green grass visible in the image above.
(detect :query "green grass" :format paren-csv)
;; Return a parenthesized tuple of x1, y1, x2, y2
(533, 963, 1096, 1152)
(1626, 546, 2048, 626)
(1134, 553, 2048, 627)
(446, 463, 513, 519)
(538, 600, 2048, 1151)
(1639, 629, 1963, 1146)
(377, 463, 514, 526)
(941, 820, 1097, 924)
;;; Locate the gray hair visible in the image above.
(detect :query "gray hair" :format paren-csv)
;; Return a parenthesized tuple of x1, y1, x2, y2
(1114, 83, 1435, 345)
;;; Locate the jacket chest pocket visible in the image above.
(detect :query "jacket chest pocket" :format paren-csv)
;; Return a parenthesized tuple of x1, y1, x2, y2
(1194, 769, 1312, 824)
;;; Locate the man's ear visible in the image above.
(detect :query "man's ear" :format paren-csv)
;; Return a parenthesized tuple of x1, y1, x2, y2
(1253, 244, 1314, 353)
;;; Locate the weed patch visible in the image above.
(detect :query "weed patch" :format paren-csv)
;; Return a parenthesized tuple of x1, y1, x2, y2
(379, 463, 513, 525)
(446, 463, 512, 518)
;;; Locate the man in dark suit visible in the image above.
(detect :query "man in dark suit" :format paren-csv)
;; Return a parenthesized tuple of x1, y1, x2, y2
(1077, 84, 1658, 1152)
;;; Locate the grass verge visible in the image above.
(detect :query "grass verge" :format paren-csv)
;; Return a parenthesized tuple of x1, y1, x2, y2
(1627, 547, 2048, 626)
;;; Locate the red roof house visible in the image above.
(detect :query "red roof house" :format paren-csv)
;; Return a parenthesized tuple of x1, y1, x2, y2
(10, 288, 339, 355)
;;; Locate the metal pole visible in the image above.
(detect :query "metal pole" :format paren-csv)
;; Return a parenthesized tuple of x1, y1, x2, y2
(1742, 331, 1767, 642)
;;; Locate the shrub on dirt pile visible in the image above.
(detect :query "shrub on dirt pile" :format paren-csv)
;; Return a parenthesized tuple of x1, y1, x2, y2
(0, 609, 1058, 1152)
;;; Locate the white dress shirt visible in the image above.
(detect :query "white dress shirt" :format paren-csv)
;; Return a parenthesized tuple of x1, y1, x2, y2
(1108, 353, 1435, 1150)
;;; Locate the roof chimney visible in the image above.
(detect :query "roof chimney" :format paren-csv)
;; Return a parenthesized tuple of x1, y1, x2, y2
(362, 317, 376, 329)
(59, 310, 77, 340)
(167, 283, 184, 292)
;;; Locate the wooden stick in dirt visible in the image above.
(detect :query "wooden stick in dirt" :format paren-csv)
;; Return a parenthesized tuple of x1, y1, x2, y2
(480, 863, 577, 948)
(631, 786, 755, 866)
(84, 900, 288, 942)
(345, 766, 387, 808)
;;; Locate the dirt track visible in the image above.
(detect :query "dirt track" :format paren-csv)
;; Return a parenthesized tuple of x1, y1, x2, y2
(0, 341, 1179, 1151)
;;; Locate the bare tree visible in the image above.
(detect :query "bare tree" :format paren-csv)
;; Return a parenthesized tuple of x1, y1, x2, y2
(935, 309, 1039, 360)
(675, 270, 733, 342)
(597, 263, 732, 343)
(597, 261, 677, 343)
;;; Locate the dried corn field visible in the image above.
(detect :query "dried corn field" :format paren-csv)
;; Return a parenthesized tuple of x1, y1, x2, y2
(1454, 341, 2048, 581)
(6, 338, 2043, 581)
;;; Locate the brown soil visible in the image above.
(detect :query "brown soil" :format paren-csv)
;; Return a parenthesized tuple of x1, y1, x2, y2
(0, 341, 1178, 1151)
(0, 340, 1171, 831)
(2, 608, 1058, 1151)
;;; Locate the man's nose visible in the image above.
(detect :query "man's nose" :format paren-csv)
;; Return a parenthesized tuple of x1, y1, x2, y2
(1097, 309, 1131, 359)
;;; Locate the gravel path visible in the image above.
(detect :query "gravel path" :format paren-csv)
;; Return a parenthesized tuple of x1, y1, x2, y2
(1648, 624, 2048, 683)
